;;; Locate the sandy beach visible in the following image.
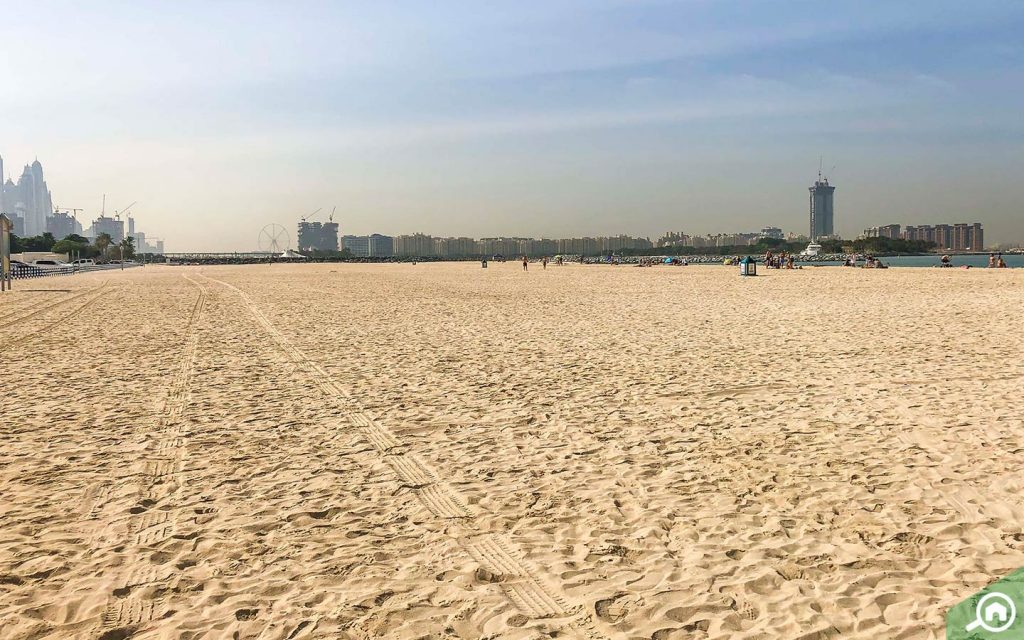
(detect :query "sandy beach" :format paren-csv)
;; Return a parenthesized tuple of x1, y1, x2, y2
(1, 262, 1022, 639)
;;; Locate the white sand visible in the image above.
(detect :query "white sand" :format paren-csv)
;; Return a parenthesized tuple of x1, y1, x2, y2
(1, 262, 1022, 639)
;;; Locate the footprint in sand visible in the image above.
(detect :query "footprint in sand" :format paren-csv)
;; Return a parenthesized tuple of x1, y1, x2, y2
(595, 592, 640, 623)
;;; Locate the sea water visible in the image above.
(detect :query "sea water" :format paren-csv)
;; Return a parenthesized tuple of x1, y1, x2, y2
(810, 254, 1024, 268)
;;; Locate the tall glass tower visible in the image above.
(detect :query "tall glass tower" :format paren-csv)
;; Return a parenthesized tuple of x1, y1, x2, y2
(809, 175, 835, 240)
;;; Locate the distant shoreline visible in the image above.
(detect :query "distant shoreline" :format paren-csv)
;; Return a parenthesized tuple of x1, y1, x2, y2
(159, 252, 1022, 267)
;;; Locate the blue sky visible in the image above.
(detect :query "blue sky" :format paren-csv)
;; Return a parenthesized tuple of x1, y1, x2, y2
(1, 1, 1022, 250)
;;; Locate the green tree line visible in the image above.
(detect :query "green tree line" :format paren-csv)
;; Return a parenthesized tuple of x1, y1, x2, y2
(10, 232, 137, 260)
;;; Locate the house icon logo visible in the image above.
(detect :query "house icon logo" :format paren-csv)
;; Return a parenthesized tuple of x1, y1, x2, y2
(947, 568, 1024, 638)
(965, 593, 1015, 633)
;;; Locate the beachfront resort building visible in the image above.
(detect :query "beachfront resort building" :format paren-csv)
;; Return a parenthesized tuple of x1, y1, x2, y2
(658, 230, 781, 248)
(809, 175, 835, 240)
(339, 234, 395, 257)
(435, 236, 478, 258)
(863, 224, 902, 239)
(394, 233, 438, 257)
(367, 234, 394, 257)
(342, 234, 369, 257)
(388, 234, 653, 257)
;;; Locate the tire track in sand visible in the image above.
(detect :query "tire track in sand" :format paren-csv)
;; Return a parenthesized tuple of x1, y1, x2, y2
(97, 274, 208, 637)
(0, 289, 74, 324)
(0, 280, 110, 348)
(200, 273, 608, 638)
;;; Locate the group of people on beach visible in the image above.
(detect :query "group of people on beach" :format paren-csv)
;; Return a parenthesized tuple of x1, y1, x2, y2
(937, 253, 1008, 268)
(763, 250, 795, 269)
(988, 253, 1009, 268)
(520, 255, 551, 270)
(842, 255, 887, 268)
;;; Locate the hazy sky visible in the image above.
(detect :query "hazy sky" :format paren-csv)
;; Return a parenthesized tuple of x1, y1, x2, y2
(1, 1, 1022, 250)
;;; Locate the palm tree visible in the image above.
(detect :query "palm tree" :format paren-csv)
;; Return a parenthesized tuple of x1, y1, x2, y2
(94, 232, 113, 258)
(119, 236, 136, 260)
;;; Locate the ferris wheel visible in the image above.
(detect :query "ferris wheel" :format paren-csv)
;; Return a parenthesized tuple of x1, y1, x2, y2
(258, 224, 290, 253)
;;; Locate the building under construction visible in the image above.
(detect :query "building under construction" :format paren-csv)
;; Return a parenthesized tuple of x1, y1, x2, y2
(297, 221, 339, 252)
(809, 174, 835, 240)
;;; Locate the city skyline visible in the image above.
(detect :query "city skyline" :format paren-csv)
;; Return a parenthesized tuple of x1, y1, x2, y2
(1, 2, 1022, 250)
(1, 153, 1005, 253)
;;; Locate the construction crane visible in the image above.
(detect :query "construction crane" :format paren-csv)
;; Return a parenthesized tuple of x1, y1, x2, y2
(301, 207, 322, 223)
(328, 206, 336, 222)
(114, 201, 138, 221)
(54, 206, 84, 228)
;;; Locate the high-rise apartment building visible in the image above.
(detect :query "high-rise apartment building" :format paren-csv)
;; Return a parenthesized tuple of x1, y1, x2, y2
(809, 175, 835, 240)
(902, 223, 982, 250)
(46, 211, 80, 238)
(952, 223, 983, 251)
(933, 224, 952, 250)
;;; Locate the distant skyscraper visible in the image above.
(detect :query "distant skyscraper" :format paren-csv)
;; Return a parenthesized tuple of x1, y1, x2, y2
(0, 157, 54, 236)
(809, 174, 835, 240)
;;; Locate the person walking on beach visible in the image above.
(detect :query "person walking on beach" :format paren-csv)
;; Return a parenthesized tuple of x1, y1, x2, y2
(522, 255, 528, 271)
(542, 256, 548, 270)
(989, 253, 997, 268)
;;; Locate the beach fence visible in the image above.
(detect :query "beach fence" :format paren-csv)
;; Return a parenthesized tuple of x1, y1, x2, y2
(12, 263, 144, 279)
(11, 264, 79, 279)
